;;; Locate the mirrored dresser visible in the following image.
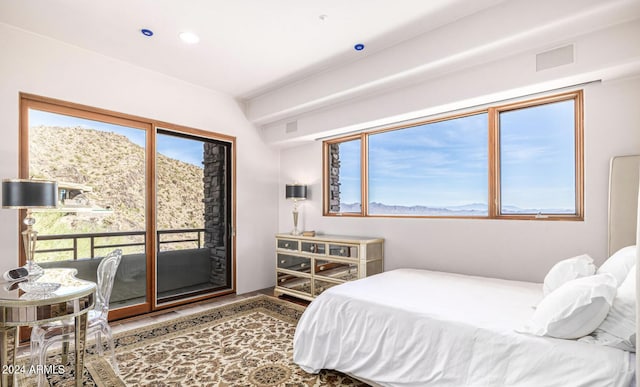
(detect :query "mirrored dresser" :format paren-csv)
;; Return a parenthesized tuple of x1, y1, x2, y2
(274, 234, 384, 301)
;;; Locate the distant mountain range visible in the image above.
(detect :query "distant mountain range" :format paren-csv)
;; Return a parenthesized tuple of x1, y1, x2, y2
(340, 202, 573, 215)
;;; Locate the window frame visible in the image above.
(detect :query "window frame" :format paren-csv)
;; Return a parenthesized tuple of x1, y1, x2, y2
(490, 90, 584, 220)
(323, 90, 584, 221)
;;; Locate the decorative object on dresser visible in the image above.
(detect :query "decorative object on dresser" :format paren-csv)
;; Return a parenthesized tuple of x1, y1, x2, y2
(285, 184, 307, 235)
(2, 178, 58, 276)
(274, 233, 384, 301)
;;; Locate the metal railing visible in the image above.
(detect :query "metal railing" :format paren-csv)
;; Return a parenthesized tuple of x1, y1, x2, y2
(36, 228, 205, 260)
(157, 229, 205, 251)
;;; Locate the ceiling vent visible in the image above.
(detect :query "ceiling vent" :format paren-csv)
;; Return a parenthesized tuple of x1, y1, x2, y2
(536, 44, 574, 71)
(286, 121, 298, 133)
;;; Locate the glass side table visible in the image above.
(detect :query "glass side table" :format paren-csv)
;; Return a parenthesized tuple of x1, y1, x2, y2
(0, 268, 96, 387)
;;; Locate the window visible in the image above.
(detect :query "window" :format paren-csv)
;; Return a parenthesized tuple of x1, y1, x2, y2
(497, 98, 579, 215)
(323, 90, 583, 220)
(368, 113, 488, 216)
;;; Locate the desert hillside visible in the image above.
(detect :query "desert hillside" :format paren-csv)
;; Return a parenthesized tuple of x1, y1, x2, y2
(29, 125, 204, 237)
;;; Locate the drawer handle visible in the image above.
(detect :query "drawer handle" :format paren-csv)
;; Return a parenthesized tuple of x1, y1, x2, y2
(300, 263, 306, 268)
(284, 243, 290, 248)
(319, 266, 325, 271)
(280, 278, 285, 283)
(280, 260, 286, 264)
(310, 245, 316, 252)
(340, 248, 345, 254)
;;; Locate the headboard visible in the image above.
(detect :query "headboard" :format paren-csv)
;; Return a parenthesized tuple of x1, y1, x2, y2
(608, 155, 640, 256)
(610, 155, 640, 384)
(636, 168, 640, 387)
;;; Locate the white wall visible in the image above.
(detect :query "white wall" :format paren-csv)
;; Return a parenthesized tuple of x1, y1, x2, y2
(0, 24, 279, 294)
(262, 18, 640, 146)
(273, 4, 640, 283)
(252, 0, 640, 132)
(279, 76, 640, 283)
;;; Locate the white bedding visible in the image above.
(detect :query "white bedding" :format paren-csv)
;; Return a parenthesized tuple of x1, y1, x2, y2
(293, 269, 634, 387)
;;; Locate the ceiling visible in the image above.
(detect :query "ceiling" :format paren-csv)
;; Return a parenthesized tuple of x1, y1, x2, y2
(0, 0, 506, 99)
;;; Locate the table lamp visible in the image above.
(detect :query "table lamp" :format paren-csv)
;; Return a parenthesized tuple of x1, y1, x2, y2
(2, 179, 58, 276)
(285, 184, 307, 235)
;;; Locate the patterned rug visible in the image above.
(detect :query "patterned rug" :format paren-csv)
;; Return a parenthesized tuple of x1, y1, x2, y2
(29, 295, 367, 386)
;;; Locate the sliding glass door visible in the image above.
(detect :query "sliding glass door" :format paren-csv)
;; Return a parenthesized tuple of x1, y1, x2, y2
(155, 129, 232, 305)
(20, 94, 235, 319)
(24, 105, 152, 317)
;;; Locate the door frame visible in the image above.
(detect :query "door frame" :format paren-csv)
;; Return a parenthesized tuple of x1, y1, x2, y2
(19, 93, 237, 320)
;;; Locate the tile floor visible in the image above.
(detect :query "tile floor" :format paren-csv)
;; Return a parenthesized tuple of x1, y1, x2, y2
(110, 287, 276, 335)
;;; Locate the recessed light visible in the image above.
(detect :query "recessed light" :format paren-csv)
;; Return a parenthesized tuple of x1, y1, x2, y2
(319, 14, 328, 21)
(354, 43, 365, 51)
(179, 32, 200, 44)
(140, 28, 154, 37)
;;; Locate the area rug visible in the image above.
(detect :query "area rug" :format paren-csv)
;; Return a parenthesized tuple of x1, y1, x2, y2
(33, 295, 367, 386)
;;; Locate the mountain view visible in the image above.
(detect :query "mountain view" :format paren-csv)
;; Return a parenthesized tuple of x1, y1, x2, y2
(341, 202, 573, 215)
(29, 125, 205, 259)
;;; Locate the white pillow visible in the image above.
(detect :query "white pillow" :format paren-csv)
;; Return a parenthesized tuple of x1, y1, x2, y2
(543, 254, 596, 295)
(580, 266, 636, 351)
(597, 245, 636, 286)
(521, 273, 617, 339)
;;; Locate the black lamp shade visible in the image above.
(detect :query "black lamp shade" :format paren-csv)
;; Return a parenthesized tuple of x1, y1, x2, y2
(285, 184, 307, 200)
(2, 179, 58, 209)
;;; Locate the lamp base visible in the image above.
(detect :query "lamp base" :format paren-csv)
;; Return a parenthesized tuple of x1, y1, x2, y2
(22, 260, 44, 277)
(291, 208, 301, 236)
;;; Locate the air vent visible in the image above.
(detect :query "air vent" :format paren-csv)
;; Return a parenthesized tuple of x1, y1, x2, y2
(536, 44, 574, 71)
(286, 121, 298, 133)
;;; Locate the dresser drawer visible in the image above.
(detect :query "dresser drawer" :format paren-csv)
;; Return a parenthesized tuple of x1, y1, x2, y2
(328, 244, 358, 258)
(301, 241, 326, 255)
(315, 258, 359, 281)
(277, 239, 299, 251)
(275, 233, 383, 301)
(277, 254, 311, 273)
(277, 271, 311, 295)
(313, 279, 342, 297)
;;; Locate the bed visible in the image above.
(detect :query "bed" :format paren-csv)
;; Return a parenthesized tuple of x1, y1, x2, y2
(294, 269, 634, 386)
(293, 156, 640, 386)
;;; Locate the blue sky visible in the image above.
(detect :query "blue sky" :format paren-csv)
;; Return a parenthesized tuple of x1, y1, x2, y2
(499, 100, 575, 210)
(339, 101, 575, 211)
(156, 133, 203, 167)
(29, 110, 204, 167)
(368, 113, 488, 208)
(339, 113, 488, 208)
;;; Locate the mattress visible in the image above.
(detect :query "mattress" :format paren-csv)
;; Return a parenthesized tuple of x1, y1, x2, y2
(293, 269, 634, 387)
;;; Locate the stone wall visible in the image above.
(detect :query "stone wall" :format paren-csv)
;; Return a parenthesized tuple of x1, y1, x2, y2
(203, 143, 228, 286)
(328, 143, 341, 213)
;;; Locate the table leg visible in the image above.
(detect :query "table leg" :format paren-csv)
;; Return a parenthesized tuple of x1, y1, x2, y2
(74, 313, 88, 387)
(0, 326, 17, 387)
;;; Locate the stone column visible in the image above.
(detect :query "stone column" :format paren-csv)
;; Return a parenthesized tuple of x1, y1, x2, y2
(329, 143, 341, 213)
(203, 143, 228, 286)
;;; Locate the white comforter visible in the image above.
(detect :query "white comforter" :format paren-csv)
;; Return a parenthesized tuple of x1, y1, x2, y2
(293, 269, 634, 387)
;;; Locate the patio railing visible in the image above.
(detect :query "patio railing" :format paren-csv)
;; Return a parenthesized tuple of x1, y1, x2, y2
(35, 228, 205, 260)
